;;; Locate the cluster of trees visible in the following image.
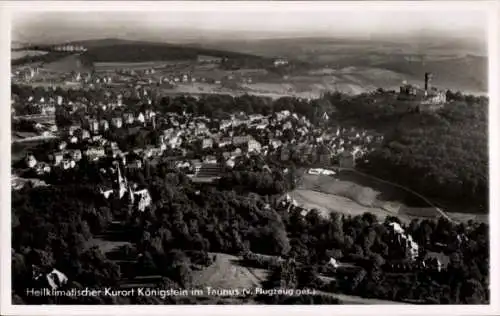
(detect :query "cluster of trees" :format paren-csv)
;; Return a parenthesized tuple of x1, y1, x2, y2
(277, 208, 489, 304)
(12, 119, 39, 133)
(320, 89, 488, 210)
(12, 153, 489, 305)
(105, 127, 161, 153)
(11, 184, 121, 304)
(156, 93, 331, 124)
(357, 97, 487, 210)
(218, 170, 289, 196)
(126, 168, 292, 256)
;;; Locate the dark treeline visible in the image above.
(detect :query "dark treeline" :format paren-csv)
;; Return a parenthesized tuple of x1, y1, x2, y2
(82, 43, 269, 65)
(352, 93, 488, 210)
(278, 209, 488, 304)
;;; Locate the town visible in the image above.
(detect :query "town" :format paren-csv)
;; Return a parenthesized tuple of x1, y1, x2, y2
(11, 66, 481, 305)
(9, 8, 489, 308)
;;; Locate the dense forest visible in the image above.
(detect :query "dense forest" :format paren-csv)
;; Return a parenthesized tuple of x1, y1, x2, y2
(12, 160, 489, 304)
(350, 92, 488, 211)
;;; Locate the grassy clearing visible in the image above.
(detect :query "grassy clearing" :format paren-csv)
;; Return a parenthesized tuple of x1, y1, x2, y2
(295, 170, 444, 222)
(290, 189, 394, 221)
(11, 50, 49, 61)
(192, 252, 269, 289)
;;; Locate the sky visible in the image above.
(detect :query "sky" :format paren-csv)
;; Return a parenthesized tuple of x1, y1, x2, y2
(11, 3, 488, 44)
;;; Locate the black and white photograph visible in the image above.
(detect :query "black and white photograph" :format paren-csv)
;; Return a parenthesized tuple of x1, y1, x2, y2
(1, 1, 499, 314)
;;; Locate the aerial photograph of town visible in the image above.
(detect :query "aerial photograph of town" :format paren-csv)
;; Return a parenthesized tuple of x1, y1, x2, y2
(4, 1, 492, 310)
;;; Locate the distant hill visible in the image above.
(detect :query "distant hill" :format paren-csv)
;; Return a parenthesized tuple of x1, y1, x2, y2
(376, 56, 487, 93)
(192, 37, 487, 93)
(71, 38, 269, 64)
(11, 38, 270, 67)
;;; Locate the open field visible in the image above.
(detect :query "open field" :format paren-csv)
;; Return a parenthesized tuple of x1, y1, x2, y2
(446, 212, 488, 224)
(291, 189, 394, 221)
(15, 36, 487, 96)
(197, 37, 487, 94)
(94, 60, 193, 71)
(292, 170, 468, 223)
(192, 253, 269, 289)
(300, 171, 430, 207)
(11, 50, 48, 61)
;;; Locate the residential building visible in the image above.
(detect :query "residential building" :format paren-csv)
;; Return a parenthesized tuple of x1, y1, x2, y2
(88, 119, 99, 133)
(218, 137, 232, 147)
(111, 117, 123, 128)
(195, 162, 223, 177)
(145, 109, 156, 122)
(68, 125, 80, 136)
(280, 147, 291, 161)
(133, 189, 152, 212)
(137, 112, 146, 124)
(69, 149, 82, 161)
(220, 120, 232, 129)
(226, 158, 236, 169)
(339, 151, 355, 169)
(99, 119, 109, 131)
(33, 268, 68, 290)
(270, 139, 283, 149)
(190, 160, 203, 174)
(318, 145, 331, 165)
(274, 58, 289, 67)
(123, 113, 135, 125)
(62, 159, 76, 170)
(203, 155, 217, 164)
(248, 139, 262, 153)
(127, 159, 143, 170)
(25, 155, 37, 168)
(35, 162, 51, 175)
(84, 147, 106, 161)
(249, 114, 264, 122)
(58, 141, 67, 151)
(233, 135, 253, 146)
(283, 121, 293, 130)
(202, 138, 213, 149)
(387, 222, 420, 261)
(197, 55, 223, 64)
(81, 129, 90, 139)
(51, 152, 64, 166)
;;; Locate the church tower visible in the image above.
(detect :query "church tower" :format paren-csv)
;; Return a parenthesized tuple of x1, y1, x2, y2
(116, 164, 128, 199)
